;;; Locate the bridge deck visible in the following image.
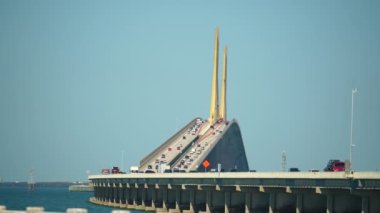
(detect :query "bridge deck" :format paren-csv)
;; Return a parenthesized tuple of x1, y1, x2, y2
(89, 171, 380, 190)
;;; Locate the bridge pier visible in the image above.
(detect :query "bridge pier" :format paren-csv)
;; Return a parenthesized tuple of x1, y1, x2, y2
(182, 185, 197, 213)
(113, 183, 118, 205)
(269, 192, 276, 213)
(361, 196, 368, 213)
(296, 193, 303, 213)
(326, 194, 334, 213)
(125, 183, 132, 208)
(206, 189, 212, 213)
(143, 186, 156, 211)
(224, 191, 230, 213)
(156, 186, 168, 212)
(244, 192, 251, 213)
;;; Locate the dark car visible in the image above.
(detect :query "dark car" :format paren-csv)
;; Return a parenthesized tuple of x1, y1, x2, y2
(163, 169, 172, 173)
(289, 167, 300, 172)
(111, 166, 120, 174)
(145, 169, 155, 173)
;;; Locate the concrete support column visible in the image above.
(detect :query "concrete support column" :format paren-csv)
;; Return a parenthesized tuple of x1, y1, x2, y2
(224, 191, 231, 213)
(296, 193, 303, 213)
(163, 188, 168, 210)
(189, 189, 195, 212)
(206, 190, 212, 213)
(175, 189, 181, 210)
(109, 185, 113, 203)
(141, 188, 146, 207)
(114, 185, 118, 203)
(107, 185, 110, 203)
(361, 196, 369, 213)
(133, 188, 138, 206)
(103, 186, 107, 202)
(105, 185, 109, 203)
(100, 186, 104, 202)
(326, 194, 334, 213)
(151, 189, 156, 208)
(120, 185, 125, 204)
(244, 192, 251, 213)
(125, 188, 130, 205)
(269, 192, 276, 213)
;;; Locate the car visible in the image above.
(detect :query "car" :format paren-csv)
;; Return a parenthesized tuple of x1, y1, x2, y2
(331, 161, 345, 171)
(147, 165, 152, 169)
(177, 147, 181, 150)
(324, 160, 345, 171)
(101, 168, 110, 175)
(324, 159, 339, 171)
(145, 169, 155, 173)
(182, 136, 186, 139)
(289, 168, 300, 172)
(161, 154, 166, 158)
(168, 147, 172, 151)
(229, 168, 237, 172)
(111, 167, 120, 174)
(163, 169, 172, 173)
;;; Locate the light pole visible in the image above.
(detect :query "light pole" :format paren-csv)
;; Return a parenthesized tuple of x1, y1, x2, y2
(350, 88, 358, 171)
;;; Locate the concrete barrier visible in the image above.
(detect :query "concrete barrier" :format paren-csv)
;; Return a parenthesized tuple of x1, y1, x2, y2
(26, 207, 44, 213)
(66, 208, 88, 213)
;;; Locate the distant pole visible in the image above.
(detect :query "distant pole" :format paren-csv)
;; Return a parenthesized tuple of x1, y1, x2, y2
(121, 150, 125, 172)
(350, 88, 358, 171)
(281, 150, 287, 172)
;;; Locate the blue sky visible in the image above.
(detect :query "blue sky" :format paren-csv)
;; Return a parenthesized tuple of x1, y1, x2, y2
(1, 1, 379, 181)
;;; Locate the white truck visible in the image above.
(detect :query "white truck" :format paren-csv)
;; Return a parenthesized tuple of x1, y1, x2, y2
(129, 166, 139, 173)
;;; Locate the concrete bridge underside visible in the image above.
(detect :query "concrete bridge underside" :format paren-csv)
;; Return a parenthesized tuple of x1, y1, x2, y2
(89, 172, 380, 213)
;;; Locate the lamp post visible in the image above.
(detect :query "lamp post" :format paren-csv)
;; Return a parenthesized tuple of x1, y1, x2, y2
(350, 88, 358, 171)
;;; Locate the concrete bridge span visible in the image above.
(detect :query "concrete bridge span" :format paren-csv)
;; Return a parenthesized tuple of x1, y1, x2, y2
(89, 172, 380, 213)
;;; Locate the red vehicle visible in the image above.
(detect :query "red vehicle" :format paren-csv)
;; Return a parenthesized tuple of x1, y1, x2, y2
(331, 161, 345, 171)
(101, 168, 110, 175)
(324, 160, 345, 171)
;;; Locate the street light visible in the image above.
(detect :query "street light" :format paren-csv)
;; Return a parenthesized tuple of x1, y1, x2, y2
(350, 88, 358, 171)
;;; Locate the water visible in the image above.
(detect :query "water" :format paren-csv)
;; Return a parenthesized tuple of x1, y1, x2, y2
(0, 186, 141, 213)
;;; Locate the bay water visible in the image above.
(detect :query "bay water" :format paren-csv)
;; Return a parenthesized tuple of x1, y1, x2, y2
(0, 186, 142, 213)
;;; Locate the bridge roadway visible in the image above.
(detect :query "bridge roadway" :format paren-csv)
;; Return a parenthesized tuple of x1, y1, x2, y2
(139, 118, 203, 171)
(139, 118, 229, 173)
(89, 171, 380, 213)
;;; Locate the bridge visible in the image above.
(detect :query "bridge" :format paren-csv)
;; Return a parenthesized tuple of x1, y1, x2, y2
(89, 172, 380, 213)
(138, 28, 248, 174)
(88, 28, 380, 212)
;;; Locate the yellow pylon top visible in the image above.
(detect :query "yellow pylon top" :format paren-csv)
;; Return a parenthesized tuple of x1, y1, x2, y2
(209, 28, 219, 125)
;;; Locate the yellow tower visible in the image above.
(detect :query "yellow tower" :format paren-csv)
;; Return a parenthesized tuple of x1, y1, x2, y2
(219, 46, 227, 120)
(209, 28, 220, 125)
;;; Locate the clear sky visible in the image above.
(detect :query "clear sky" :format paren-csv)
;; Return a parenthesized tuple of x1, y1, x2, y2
(1, 1, 379, 182)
